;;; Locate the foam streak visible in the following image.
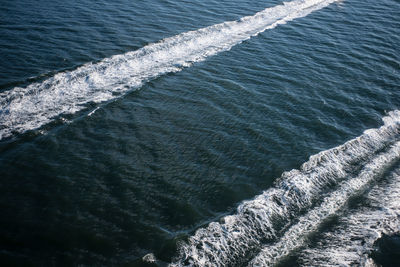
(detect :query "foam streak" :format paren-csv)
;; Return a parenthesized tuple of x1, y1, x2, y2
(298, 166, 400, 266)
(171, 111, 400, 266)
(0, 0, 338, 139)
(249, 142, 400, 266)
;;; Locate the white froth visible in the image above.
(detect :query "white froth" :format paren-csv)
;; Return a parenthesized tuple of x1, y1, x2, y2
(249, 142, 400, 266)
(171, 111, 400, 266)
(298, 166, 400, 267)
(0, 0, 338, 139)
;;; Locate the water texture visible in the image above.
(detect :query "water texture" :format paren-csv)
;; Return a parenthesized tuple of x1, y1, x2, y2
(0, 0, 338, 140)
(0, 0, 399, 266)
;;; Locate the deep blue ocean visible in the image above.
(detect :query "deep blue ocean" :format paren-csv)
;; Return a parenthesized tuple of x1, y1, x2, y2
(1, 0, 399, 266)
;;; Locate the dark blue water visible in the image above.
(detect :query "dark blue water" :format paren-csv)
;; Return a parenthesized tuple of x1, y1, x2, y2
(0, 0, 399, 266)
(371, 233, 400, 266)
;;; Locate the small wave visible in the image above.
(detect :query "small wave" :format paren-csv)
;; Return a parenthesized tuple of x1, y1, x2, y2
(0, 0, 338, 140)
(170, 110, 400, 266)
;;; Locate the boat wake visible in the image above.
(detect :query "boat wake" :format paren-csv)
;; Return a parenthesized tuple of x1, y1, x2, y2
(0, 0, 339, 140)
(298, 165, 400, 266)
(170, 110, 400, 266)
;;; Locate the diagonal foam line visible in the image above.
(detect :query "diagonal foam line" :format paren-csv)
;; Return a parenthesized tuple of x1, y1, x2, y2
(0, 0, 339, 140)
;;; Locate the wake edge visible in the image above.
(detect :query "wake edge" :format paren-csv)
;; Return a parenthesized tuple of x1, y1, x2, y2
(0, 0, 338, 140)
(298, 163, 400, 266)
(170, 110, 400, 267)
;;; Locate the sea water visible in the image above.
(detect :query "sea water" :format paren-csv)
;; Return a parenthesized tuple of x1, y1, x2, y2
(0, 0, 399, 266)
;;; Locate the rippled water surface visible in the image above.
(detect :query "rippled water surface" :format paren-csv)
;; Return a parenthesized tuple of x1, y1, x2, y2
(0, 0, 399, 266)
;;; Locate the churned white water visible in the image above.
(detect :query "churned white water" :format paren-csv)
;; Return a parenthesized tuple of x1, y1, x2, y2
(297, 167, 400, 266)
(249, 142, 400, 266)
(0, 0, 338, 140)
(171, 111, 400, 266)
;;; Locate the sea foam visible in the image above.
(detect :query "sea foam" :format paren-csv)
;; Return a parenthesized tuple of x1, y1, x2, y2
(0, 0, 339, 140)
(170, 111, 400, 266)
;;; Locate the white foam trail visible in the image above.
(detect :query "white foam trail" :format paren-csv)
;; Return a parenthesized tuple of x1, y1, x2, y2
(0, 0, 338, 140)
(249, 142, 400, 266)
(170, 111, 400, 267)
(298, 166, 400, 267)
